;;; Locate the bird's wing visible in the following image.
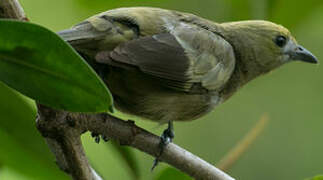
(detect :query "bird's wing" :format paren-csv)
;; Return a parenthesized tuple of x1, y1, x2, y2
(58, 8, 236, 92)
(57, 15, 139, 56)
(57, 7, 178, 55)
(96, 22, 236, 92)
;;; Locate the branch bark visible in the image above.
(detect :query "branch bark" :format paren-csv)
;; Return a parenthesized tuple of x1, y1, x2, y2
(0, 1, 235, 180)
(0, 0, 27, 20)
(36, 105, 235, 180)
(36, 105, 102, 180)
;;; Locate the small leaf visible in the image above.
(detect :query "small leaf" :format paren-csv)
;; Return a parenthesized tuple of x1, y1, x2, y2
(0, 19, 112, 112)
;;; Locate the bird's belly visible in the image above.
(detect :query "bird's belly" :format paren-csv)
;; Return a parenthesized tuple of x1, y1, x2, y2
(114, 92, 219, 123)
(106, 68, 220, 123)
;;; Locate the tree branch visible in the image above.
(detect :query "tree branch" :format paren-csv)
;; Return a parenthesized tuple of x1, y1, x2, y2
(36, 104, 235, 180)
(0, 0, 27, 20)
(36, 105, 102, 180)
(1, 1, 235, 180)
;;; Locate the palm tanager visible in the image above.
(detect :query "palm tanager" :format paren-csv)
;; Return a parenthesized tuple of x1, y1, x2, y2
(58, 7, 318, 167)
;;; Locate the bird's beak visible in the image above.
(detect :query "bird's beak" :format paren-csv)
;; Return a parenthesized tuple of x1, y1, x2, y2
(289, 45, 318, 64)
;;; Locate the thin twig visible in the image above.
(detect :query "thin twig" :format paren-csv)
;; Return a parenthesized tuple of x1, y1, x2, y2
(217, 114, 269, 171)
(0, 0, 27, 20)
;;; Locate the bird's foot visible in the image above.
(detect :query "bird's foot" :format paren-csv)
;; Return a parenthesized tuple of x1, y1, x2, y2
(151, 121, 174, 171)
(91, 132, 109, 144)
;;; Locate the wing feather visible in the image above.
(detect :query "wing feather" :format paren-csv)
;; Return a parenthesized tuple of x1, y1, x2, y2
(96, 23, 235, 92)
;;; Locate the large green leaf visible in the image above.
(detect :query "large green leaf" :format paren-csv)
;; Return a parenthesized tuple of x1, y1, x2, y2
(0, 19, 112, 112)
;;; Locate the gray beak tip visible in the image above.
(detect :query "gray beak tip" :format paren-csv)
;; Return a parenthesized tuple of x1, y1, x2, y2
(291, 45, 318, 64)
(303, 56, 318, 64)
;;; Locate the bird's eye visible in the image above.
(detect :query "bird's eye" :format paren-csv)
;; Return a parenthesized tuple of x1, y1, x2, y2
(275, 35, 287, 47)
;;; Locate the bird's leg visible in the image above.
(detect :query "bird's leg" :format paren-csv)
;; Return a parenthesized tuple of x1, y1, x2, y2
(90, 114, 110, 144)
(151, 121, 175, 170)
(161, 121, 175, 145)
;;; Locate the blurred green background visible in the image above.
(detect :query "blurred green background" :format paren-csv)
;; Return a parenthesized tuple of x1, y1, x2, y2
(0, 0, 322, 179)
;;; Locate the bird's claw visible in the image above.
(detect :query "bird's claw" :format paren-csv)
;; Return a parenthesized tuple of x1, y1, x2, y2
(91, 132, 109, 144)
(151, 121, 174, 171)
(161, 127, 174, 145)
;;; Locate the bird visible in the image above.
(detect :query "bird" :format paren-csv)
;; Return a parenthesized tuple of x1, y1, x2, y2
(58, 7, 318, 168)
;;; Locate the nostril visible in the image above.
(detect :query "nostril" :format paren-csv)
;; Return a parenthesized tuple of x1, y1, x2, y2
(298, 46, 304, 51)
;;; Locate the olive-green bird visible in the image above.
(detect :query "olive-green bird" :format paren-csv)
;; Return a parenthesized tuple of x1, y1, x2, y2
(58, 7, 317, 167)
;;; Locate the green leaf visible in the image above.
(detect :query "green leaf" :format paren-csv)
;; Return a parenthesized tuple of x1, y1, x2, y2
(306, 175, 323, 180)
(155, 167, 192, 180)
(0, 129, 69, 180)
(0, 167, 33, 180)
(110, 141, 140, 179)
(0, 19, 112, 112)
(0, 82, 69, 180)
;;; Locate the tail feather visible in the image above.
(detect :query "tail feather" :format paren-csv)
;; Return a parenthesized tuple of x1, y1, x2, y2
(57, 22, 106, 42)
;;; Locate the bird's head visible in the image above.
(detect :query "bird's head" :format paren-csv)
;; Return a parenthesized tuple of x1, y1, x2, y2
(221, 20, 318, 79)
